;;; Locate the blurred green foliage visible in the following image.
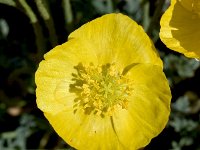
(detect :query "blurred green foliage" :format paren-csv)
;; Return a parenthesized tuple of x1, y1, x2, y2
(0, 0, 200, 149)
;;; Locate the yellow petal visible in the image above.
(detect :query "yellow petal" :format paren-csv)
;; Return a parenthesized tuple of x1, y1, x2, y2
(69, 13, 163, 68)
(45, 111, 124, 150)
(35, 40, 98, 114)
(112, 64, 171, 149)
(160, 0, 200, 59)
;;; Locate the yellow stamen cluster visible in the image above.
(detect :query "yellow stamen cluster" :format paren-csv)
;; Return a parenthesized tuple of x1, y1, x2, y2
(69, 63, 132, 117)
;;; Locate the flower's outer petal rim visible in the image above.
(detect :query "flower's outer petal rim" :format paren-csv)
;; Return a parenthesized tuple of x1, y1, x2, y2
(160, 0, 200, 59)
(69, 13, 163, 68)
(113, 64, 171, 149)
(36, 40, 98, 114)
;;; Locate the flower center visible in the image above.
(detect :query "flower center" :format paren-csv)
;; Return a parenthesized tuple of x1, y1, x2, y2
(69, 63, 133, 117)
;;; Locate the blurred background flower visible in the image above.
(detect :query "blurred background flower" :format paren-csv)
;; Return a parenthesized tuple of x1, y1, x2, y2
(160, 0, 200, 59)
(0, 0, 200, 149)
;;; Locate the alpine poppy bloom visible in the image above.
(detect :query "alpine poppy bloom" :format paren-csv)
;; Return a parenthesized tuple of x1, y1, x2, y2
(36, 13, 171, 150)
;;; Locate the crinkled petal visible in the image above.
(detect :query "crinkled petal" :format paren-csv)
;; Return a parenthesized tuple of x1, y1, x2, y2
(70, 13, 163, 68)
(112, 64, 171, 149)
(36, 40, 98, 114)
(45, 111, 124, 150)
(160, 0, 200, 59)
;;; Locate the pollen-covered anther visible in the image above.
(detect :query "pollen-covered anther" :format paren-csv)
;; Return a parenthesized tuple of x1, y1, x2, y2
(70, 63, 133, 116)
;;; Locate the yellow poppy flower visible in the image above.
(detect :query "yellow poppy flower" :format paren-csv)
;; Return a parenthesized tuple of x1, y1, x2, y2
(160, 0, 200, 59)
(35, 13, 171, 150)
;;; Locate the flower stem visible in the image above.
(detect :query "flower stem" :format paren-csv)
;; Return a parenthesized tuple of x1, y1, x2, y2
(147, 0, 165, 38)
(35, 0, 58, 47)
(18, 0, 46, 63)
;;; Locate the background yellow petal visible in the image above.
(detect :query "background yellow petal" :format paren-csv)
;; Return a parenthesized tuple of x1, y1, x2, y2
(179, 0, 196, 12)
(160, 0, 200, 59)
(69, 13, 163, 68)
(35, 39, 98, 114)
(44, 110, 125, 150)
(112, 64, 171, 149)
